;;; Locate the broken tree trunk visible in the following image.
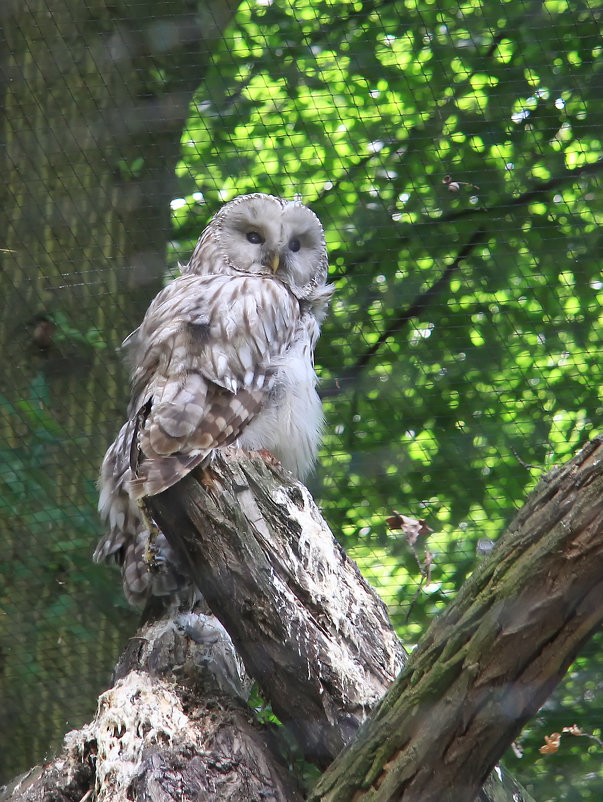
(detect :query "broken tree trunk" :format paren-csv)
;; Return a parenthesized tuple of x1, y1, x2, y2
(148, 448, 407, 767)
(1, 606, 304, 802)
(308, 434, 603, 801)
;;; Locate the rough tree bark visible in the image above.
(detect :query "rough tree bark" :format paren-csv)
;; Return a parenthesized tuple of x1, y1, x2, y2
(1, 608, 305, 802)
(308, 434, 603, 801)
(148, 450, 407, 768)
(0, 452, 406, 801)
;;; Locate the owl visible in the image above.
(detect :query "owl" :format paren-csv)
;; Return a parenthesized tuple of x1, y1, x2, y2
(95, 193, 333, 604)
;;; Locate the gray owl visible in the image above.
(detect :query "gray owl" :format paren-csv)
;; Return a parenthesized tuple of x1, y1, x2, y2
(95, 194, 333, 604)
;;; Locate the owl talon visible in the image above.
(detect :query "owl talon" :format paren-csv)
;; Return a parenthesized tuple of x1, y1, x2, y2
(256, 448, 280, 468)
(137, 497, 163, 554)
(144, 539, 163, 573)
(195, 466, 215, 490)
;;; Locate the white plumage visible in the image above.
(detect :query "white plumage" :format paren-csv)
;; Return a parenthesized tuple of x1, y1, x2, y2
(95, 194, 333, 604)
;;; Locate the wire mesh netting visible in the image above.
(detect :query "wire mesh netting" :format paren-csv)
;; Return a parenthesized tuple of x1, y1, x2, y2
(1, 0, 601, 797)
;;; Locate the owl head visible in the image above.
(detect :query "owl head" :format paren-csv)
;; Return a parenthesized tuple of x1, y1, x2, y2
(187, 193, 329, 300)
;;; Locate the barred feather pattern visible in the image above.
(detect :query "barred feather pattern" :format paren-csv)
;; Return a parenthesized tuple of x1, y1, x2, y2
(95, 194, 333, 605)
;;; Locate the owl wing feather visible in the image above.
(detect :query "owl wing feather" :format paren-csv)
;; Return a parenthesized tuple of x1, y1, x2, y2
(125, 272, 301, 499)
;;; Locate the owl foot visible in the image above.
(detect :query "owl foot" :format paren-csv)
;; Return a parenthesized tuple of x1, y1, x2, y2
(137, 497, 163, 569)
(256, 448, 281, 469)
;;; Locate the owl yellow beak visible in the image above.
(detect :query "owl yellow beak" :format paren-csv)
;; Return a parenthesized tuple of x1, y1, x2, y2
(270, 252, 280, 273)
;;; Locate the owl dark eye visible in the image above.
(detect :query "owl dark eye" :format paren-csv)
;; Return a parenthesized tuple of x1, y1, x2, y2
(288, 238, 301, 252)
(246, 231, 264, 244)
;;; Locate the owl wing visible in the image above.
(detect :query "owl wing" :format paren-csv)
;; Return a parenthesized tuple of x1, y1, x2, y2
(95, 417, 193, 603)
(125, 273, 300, 499)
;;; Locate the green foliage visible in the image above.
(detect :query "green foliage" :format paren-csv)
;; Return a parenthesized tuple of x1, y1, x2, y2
(169, 0, 602, 796)
(248, 683, 323, 789)
(0, 373, 135, 779)
(0, 374, 130, 618)
(48, 312, 108, 352)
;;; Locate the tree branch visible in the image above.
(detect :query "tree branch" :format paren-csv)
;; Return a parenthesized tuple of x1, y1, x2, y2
(435, 158, 603, 226)
(147, 450, 407, 767)
(1, 439, 570, 801)
(322, 157, 602, 397)
(308, 434, 603, 801)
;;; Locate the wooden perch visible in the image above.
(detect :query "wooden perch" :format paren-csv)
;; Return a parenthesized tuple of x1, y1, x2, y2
(308, 435, 603, 801)
(148, 448, 407, 767)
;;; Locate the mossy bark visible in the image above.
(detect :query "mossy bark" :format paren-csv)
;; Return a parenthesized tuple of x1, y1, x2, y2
(308, 435, 603, 801)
